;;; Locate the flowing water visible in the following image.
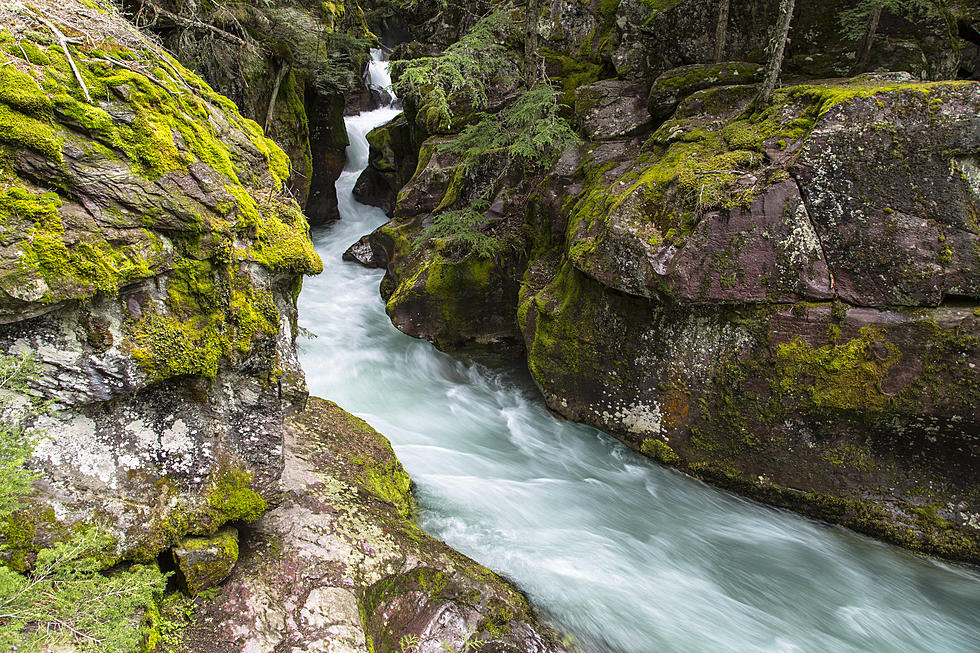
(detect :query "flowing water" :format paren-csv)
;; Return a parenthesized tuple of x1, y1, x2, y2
(297, 55, 980, 653)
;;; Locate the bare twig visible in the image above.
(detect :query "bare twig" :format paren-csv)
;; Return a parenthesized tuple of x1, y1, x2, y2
(139, 3, 245, 47)
(20, 6, 93, 103)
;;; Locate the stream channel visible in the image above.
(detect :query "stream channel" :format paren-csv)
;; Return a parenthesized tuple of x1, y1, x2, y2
(297, 55, 980, 653)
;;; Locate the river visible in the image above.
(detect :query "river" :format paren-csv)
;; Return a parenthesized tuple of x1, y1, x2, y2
(296, 55, 980, 653)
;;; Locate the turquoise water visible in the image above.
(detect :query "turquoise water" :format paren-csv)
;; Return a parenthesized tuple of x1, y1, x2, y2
(296, 60, 980, 653)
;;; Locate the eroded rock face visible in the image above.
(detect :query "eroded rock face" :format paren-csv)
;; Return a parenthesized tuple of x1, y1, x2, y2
(182, 397, 568, 653)
(610, 0, 961, 82)
(517, 80, 980, 562)
(0, 0, 320, 564)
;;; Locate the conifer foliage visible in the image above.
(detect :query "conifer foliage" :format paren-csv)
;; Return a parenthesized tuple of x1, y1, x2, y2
(0, 354, 167, 651)
(391, 6, 514, 132)
(396, 3, 579, 257)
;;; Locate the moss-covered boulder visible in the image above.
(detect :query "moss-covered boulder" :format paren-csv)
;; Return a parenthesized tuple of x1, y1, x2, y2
(0, 0, 320, 565)
(372, 218, 525, 353)
(647, 62, 763, 125)
(515, 78, 980, 563)
(353, 113, 425, 215)
(174, 526, 240, 596)
(176, 397, 568, 652)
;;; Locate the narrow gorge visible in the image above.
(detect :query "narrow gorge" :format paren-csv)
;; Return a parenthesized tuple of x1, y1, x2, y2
(0, 1, 979, 652)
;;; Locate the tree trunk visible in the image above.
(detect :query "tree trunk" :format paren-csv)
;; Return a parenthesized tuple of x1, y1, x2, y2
(753, 0, 795, 110)
(265, 62, 289, 135)
(525, 0, 541, 87)
(714, 0, 730, 63)
(853, 5, 883, 74)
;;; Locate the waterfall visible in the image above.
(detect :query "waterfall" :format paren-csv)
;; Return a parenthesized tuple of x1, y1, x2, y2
(297, 56, 980, 653)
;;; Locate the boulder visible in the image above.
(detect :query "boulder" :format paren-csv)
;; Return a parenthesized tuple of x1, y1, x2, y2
(575, 80, 651, 140)
(516, 78, 980, 562)
(174, 526, 240, 596)
(178, 397, 568, 652)
(0, 0, 320, 566)
(647, 62, 763, 125)
(794, 81, 980, 306)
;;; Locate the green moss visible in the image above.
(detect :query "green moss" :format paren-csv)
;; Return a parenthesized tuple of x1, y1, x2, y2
(206, 467, 266, 523)
(238, 117, 291, 187)
(357, 446, 414, 521)
(127, 261, 281, 380)
(0, 104, 62, 161)
(0, 510, 40, 572)
(541, 48, 605, 106)
(128, 311, 224, 379)
(774, 327, 901, 412)
(522, 262, 614, 382)
(0, 63, 53, 118)
(247, 201, 323, 274)
(641, 439, 681, 465)
(655, 62, 762, 91)
(226, 183, 263, 232)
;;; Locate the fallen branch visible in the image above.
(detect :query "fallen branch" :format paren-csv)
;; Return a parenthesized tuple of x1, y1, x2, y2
(25, 8, 93, 103)
(693, 170, 748, 176)
(138, 3, 246, 48)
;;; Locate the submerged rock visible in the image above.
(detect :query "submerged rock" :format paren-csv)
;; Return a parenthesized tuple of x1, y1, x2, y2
(343, 234, 386, 268)
(180, 397, 568, 653)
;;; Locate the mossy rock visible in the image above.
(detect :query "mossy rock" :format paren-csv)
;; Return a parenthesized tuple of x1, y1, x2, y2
(173, 526, 240, 596)
(648, 61, 763, 125)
